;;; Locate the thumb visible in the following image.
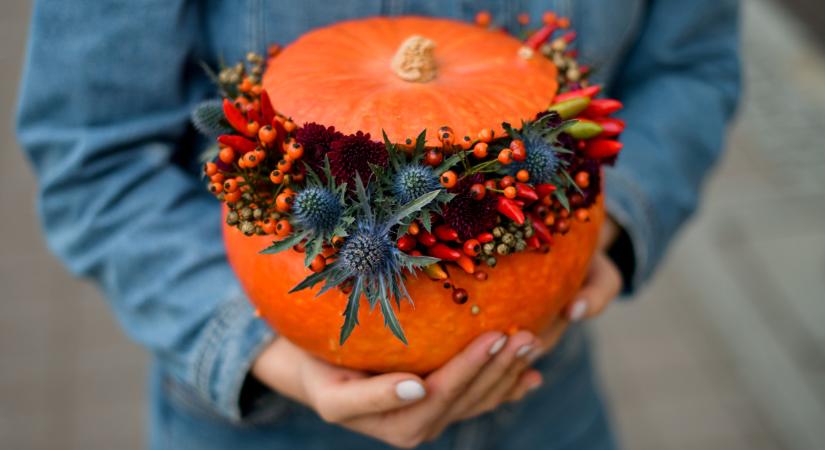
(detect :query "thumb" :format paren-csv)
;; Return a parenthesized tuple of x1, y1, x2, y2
(566, 252, 622, 321)
(312, 372, 427, 422)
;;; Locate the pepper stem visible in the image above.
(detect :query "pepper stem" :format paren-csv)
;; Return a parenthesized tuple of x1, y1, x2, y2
(391, 35, 437, 83)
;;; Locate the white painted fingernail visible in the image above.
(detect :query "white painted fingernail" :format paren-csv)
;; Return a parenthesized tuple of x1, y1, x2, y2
(528, 379, 543, 391)
(395, 380, 426, 401)
(489, 336, 508, 355)
(516, 344, 533, 358)
(569, 299, 588, 322)
(527, 349, 543, 363)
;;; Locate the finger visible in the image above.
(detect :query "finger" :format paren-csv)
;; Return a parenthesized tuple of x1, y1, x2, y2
(566, 253, 622, 321)
(458, 332, 538, 419)
(311, 372, 427, 423)
(448, 331, 536, 420)
(506, 369, 543, 403)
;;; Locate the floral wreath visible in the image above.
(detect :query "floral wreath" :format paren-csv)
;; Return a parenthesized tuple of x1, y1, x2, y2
(193, 12, 624, 344)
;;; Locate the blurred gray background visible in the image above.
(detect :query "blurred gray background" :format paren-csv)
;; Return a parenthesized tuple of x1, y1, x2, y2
(2, 0, 824, 449)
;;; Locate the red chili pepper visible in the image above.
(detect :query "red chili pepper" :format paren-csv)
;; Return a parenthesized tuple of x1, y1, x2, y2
(397, 234, 416, 252)
(218, 135, 258, 154)
(536, 183, 557, 198)
(583, 99, 623, 118)
(477, 232, 494, 244)
(222, 99, 254, 137)
(525, 235, 541, 249)
(456, 255, 476, 274)
(417, 230, 437, 247)
(260, 90, 276, 125)
(595, 118, 626, 137)
(562, 31, 577, 43)
(515, 183, 539, 202)
(553, 85, 601, 104)
(497, 197, 525, 225)
(434, 224, 459, 242)
(584, 139, 623, 159)
(525, 23, 557, 50)
(528, 213, 554, 244)
(428, 243, 462, 261)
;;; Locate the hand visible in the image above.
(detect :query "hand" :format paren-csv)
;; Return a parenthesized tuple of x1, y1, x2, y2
(252, 331, 543, 448)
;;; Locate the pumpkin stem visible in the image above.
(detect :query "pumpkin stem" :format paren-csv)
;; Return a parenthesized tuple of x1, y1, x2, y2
(391, 35, 437, 83)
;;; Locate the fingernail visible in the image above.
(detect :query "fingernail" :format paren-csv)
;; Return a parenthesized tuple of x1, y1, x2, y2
(527, 348, 543, 363)
(569, 299, 588, 322)
(528, 378, 543, 391)
(489, 336, 508, 355)
(395, 380, 426, 401)
(516, 344, 533, 358)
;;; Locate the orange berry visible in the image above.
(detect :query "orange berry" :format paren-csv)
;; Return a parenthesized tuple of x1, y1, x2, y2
(242, 152, 260, 168)
(209, 173, 225, 184)
(460, 135, 473, 150)
(516, 169, 530, 182)
(478, 128, 494, 143)
(277, 158, 292, 173)
(475, 11, 492, 27)
(224, 191, 241, 203)
(282, 187, 295, 197)
(557, 17, 570, 28)
(286, 142, 304, 161)
(253, 149, 266, 163)
(283, 120, 297, 133)
(438, 126, 455, 146)
(408, 222, 420, 236)
(261, 219, 276, 235)
(208, 182, 223, 195)
(542, 12, 557, 25)
(484, 180, 497, 191)
(503, 186, 517, 199)
(204, 162, 218, 177)
(463, 239, 481, 257)
(575, 208, 590, 222)
(275, 219, 292, 236)
(575, 171, 590, 189)
(239, 77, 253, 93)
(258, 125, 277, 146)
(472, 142, 489, 159)
(331, 236, 345, 248)
(424, 149, 443, 166)
(544, 214, 555, 227)
(499, 176, 515, 188)
(276, 192, 294, 212)
(246, 121, 260, 136)
(517, 13, 530, 25)
(223, 179, 239, 193)
(440, 170, 458, 188)
(218, 147, 235, 164)
(310, 254, 327, 273)
(510, 139, 527, 162)
(497, 149, 513, 165)
(469, 183, 486, 200)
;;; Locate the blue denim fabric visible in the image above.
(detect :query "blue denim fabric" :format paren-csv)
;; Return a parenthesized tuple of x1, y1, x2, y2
(16, 0, 740, 449)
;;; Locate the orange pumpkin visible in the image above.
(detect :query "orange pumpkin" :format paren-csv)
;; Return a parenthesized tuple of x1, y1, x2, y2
(224, 16, 604, 374)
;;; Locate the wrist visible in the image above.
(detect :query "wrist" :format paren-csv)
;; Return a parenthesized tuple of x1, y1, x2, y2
(251, 337, 308, 404)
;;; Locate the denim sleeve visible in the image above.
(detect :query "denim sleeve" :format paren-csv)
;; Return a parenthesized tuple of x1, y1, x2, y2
(16, 1, 274, 421)
(604, 0, 742, 291)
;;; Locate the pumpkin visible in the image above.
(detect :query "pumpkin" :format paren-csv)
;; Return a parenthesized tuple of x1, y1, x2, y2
(223, 16, 604, 374)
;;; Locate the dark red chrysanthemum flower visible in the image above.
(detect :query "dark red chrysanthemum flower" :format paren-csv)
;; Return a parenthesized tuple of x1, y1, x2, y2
(443, 174, 499, 240)
(327, 131, 388, 186)
(295, 122, 344, 169)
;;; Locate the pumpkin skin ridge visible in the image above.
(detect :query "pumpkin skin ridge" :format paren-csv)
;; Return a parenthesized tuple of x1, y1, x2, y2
(224, 196, 604, 374)
(263, 16, 558, 144)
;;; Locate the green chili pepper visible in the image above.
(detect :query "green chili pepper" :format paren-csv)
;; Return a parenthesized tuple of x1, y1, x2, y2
(548, 96, 591, 120)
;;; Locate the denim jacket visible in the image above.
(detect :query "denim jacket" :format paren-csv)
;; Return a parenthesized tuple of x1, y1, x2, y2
(16, 0, 740, 425)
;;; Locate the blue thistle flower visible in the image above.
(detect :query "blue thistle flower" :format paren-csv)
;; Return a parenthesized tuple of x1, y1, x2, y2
(393, 164, 441, 205)
(293, 187, 342, 234)
(339, 227, 395, 276)
(510, 131, 561, 184)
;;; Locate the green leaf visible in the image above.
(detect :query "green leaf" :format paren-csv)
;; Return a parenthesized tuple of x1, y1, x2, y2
(554, 189, 571, 211)
(377, 277, 408, 345)
(304, 236, 325, 267)
(384, 189, 441, 229)
(260, 230, 311, 255)
(399, 254, 440, 270)
(289, 266, 333, 293)
(561, 169, 583, 195)
(339, 279, 363, 345)
(420, 209, 432, 232)
(434, 152, 464, 175)
(414, 129, 428, 155)
(353, 174, 373, 218)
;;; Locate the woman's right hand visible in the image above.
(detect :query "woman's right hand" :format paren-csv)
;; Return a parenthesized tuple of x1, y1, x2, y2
(252, 331, 543, 448)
